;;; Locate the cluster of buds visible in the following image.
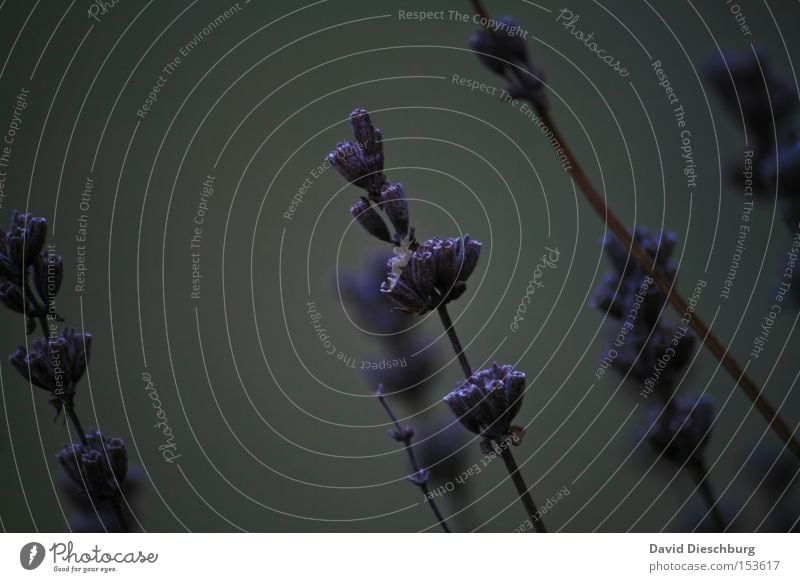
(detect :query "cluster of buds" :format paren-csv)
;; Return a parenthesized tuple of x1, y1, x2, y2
(382, 236, 481, 315)
(328, 109, 410, 244)
(10, 327, 91, 417)
(642, 396, 715, 464)
(704, 49, 796, 157)
(705, 50, 800, 302)
(444, 363, 527, 450)
(57, 428, 128, 500)
(328, 109, 482, 316)
(592, 227, 694, 387)
(469, 16, 546, 107)
(0, 212, 63, 334)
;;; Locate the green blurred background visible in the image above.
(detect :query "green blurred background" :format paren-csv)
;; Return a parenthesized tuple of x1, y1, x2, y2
(1, 0, 799, 532)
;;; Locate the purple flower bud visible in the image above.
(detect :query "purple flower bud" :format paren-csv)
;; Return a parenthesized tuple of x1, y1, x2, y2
(643, 395, 715, 463)
(8, 212, 47, 268)
(469, 18, 545, 104)
(382, 236, 482, 315)
(379, 183, 410, 239)
(444, 363, 526, 441)
(0, 280, 26, 314)
(34, 252, 63, 304)
(58, 428, 128, 499)
(704, 49, 797, 145)
(327, 109, 387, 196)
(10, 327, 91, 415)
(351, 197, 393, 243)
(350, 108, 384, 172)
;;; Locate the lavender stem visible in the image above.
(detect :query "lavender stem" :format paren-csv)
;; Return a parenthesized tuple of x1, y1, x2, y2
(688, 459, 728, 532)
(497, 442, 546, 532)
(470, 0, 800, 462)
(437, 304, 472, 379)
(377, 387, 451, 533)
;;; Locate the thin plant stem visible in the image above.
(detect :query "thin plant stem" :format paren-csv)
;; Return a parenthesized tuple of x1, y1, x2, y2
(110, 499, 130, 533)
(688, 459, 727, 532)
(437, 304, 472, 379)
(377, 387, 451, 533)
(538, 105, 800, 459)
(470, 0, 800, 461)
(66, 404, 88, 446)
(497, 441, 547, 532)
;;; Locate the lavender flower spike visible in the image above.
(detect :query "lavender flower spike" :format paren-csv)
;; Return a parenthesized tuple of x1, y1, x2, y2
(382, 235, 481, 315)
(350, 197, 393, 243)
(326, 109, 386, 198)
(444, 363, 526, 445)
(58, 428, 128, 499)
(10, 327, 92, 416)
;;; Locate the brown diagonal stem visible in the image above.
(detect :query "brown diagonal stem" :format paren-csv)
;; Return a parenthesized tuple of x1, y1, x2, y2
(469, 0, 800, 461)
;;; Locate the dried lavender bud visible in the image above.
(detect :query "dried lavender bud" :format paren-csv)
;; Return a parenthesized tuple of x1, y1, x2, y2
(470, 17, 530, 73)
(379, 183, 410, 239)
(350, 108, 384, 174)
(351, 197, 393, 243)
(10, 327, 91, 415)
(0, 212, 47, 286)
(704, 49, 797, 145)
(6, 211, 47, 269)
(327, 109, 386, 196)
(58, 428, 128, 499)
(591, 227, 677, 320)
(0, 280, 26, 314)
(444, 363, 526, 442)
(382, 236, 481, 315)
(33, 252, 63, 303)
(469, 17, 544, 104)
(612, 322, 696, 386)
(643, 395, 714, 463)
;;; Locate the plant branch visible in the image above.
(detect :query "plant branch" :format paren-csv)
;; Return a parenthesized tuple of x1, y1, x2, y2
(497, 441, 547, 532)
(110, 498, 130, 533)
(377, 386, 451, 532)
(437, 304, 472, 379)
(687, 458, 727, 532)
(65, 404, 88, 446)
(470, 0, 800, 461)
(535, 106, 800, 460)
